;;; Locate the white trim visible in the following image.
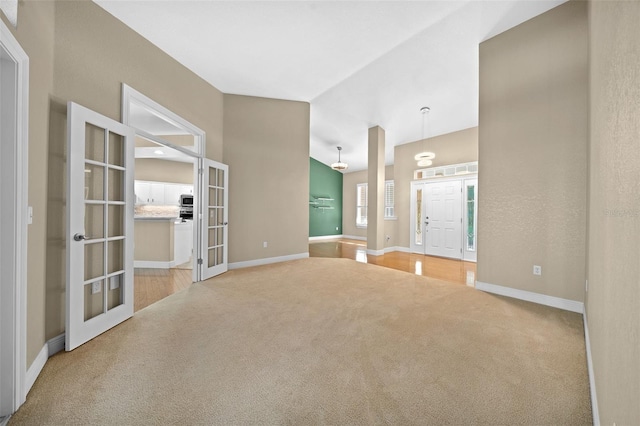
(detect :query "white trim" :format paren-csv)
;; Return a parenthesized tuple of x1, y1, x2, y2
(342, 235, 367, 241)
(366, 249, 385, 256)
(121, 84, 205, 158)
(309, 235, 343, 242)
(22, 333, 65, 400)
(0, 19, 29, 417)
(387, 246, 411, 254)
(24, 345, 46, 396)
(475, 281, 584, 314)
(134, 260, 172, 269)
(47, 334, 65, 357)
(228, 253, 309, 270)
(583, 312, 600, 425)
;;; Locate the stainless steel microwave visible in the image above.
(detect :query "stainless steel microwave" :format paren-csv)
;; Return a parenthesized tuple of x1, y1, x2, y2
(179, 194, 193, 207)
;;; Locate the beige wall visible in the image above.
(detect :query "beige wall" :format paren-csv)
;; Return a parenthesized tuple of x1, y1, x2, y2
(2, 0, 55, 367)
(478, 1, 587, 302)
(42, 0, 224, 343)
(394, 127, 478, 249)
(588, 1, 640, 423)
(223, 95, 310, 264)
(135, 159, 194, 184)
(4, 0, 225, 367)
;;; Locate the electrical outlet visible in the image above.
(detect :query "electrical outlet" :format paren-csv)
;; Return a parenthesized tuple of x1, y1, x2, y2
(110, 276, 120, 290)
(263, 241, 268, 248)
(336, 226, 339, 231)
(386, 235, 391, 241)
(91, 281, 101, 294)
(533, 265, 542, 276)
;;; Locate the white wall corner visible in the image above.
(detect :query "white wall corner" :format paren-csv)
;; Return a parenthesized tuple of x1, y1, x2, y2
(25, 344, 47, 396)
(229, 252, 309, 270)
(475, 281, 585, 314)
(583, 313, 600, 426)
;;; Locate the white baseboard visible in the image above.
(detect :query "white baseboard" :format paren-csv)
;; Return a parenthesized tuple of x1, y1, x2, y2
(309, 235, 343, 242)
(386, 246, 411, 254)
(366, 248, 385, 256)
(475, 281, 584, 314)
(47, 334, 65, 356)
(229, 252, 309, 270)
(583, 312, 600, 425)
(134, 260, 171, 269)
(25, 344, 47, 395)
(24, 333, 66, 397)
(342, 235, 367, 241)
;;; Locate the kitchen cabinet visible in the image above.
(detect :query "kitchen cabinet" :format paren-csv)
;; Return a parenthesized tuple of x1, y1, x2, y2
(135, 180, 194, 206)
(135, 182, 165, 205)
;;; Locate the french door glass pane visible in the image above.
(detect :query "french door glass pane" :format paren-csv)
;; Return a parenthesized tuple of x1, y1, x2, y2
(84, 281, 105, 321)
(84, 163, 104, 200)
(108, 132, 124, 167)
(108, 168, 124, 202)
(85, 123, 105, 163)
(107, 273, 124, 311)
(108, 205, 124, 237)
(84, 241, 104, 281)
(85, 204, 104, 239)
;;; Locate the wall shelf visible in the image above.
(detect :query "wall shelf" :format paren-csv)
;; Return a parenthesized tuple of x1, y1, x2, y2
(310, 195, 334, 210)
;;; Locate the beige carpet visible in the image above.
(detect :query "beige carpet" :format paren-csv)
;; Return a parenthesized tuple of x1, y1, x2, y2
(10, 258, 592, 425)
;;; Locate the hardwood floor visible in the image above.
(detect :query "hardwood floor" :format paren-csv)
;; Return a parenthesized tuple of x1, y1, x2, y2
(134, 239, 476, 312)
(309, 239, 477, 286)
(134, 268, 192, 312)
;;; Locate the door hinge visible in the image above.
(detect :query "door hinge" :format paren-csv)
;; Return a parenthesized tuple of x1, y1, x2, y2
(198, 258, 203, 265)
(198, 168, 203, 175)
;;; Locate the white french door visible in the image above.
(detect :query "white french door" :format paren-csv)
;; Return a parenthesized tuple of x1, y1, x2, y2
(198, 158, 228, 280)
(66, 102, 135, 351)
(410, 180, 463, 259)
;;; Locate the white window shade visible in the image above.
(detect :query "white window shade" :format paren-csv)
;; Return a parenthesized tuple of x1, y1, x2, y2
(356, 183, 367, 226)
(385, 181, 395, 218)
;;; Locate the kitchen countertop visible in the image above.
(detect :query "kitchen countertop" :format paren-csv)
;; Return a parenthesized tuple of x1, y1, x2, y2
(134, 216, 178, 220)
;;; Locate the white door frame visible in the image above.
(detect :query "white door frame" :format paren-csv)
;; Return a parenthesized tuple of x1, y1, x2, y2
(0, 19, 29, 417)
(121, 85, 218, 283)
(410, 174, 477, 261)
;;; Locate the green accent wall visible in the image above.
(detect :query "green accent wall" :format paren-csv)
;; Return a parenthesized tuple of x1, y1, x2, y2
(309, 157, 343, 237)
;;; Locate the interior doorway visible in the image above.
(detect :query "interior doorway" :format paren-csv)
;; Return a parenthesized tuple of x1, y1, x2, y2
(122, 85, 229, 311)
(0, 20, 29, 419)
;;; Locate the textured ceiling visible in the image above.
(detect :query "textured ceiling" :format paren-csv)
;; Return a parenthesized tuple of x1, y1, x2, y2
(94, 0, 566, 171)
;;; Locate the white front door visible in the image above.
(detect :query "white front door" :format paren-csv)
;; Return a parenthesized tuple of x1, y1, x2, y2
(66, 102, 135, 351)
(410, 180, 463, 259)
(198, 158, 229, 280)
(424, 180, 462, 259)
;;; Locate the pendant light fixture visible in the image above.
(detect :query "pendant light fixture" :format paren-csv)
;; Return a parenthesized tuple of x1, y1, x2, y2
(415, 106, 435, 167)
(331, 146, 348, 171)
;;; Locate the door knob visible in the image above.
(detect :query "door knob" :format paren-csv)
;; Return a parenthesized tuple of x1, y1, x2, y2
(73, 233, 90, 241)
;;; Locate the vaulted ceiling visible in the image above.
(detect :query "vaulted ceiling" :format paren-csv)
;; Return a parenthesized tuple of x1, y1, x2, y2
(94, 0, 566, 171)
